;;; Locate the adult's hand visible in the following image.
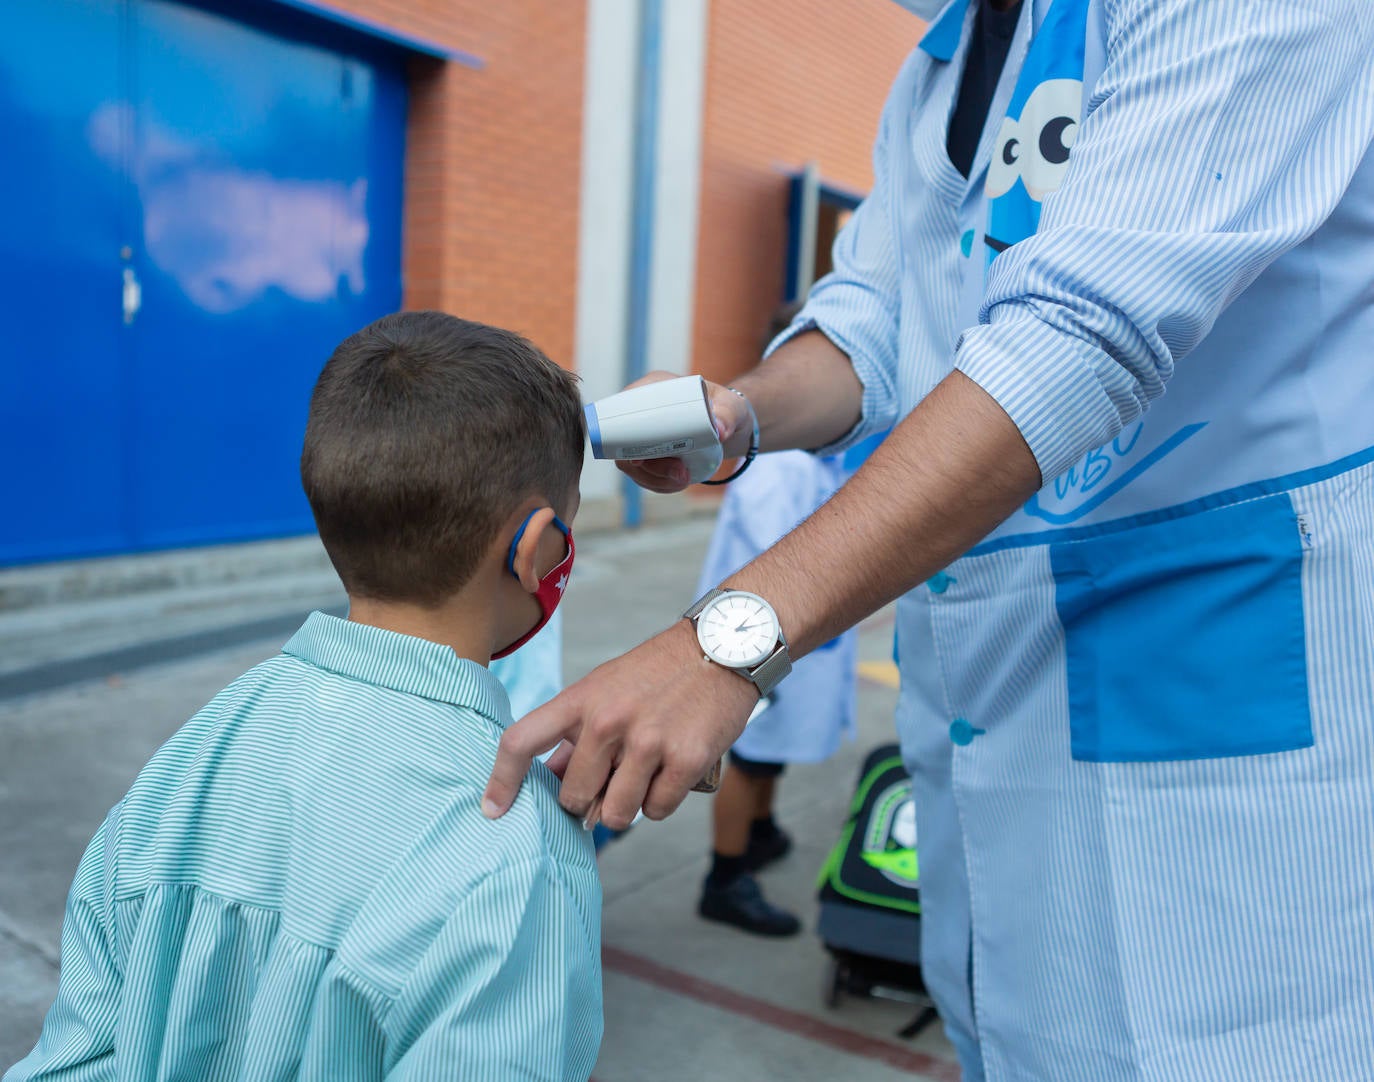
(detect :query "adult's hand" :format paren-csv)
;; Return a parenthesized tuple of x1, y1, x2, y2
(613, 371, 755, 493)
(483, 621, 758, 830)
(613, 331, 866, 491)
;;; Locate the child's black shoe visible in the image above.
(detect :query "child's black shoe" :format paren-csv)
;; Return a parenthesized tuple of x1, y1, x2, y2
(698, 873, 800, 937)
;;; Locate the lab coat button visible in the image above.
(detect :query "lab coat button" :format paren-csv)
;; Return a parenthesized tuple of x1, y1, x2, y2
(928, 571, 955, 594)
(949, 718, 984, 745)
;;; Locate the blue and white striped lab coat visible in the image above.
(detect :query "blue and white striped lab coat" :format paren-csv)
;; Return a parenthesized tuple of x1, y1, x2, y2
(776, 1, 1374, 1078)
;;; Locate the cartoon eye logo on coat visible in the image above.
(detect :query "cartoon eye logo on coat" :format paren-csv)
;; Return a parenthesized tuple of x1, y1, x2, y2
(985, 78, 1082, 255)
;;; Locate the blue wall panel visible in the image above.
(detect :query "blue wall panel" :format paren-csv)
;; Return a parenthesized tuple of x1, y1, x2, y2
(0, 0, 406, 564)
(0, 0, 130, 562)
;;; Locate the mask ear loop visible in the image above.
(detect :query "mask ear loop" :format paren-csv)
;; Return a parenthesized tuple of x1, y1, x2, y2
(493, 512, 574, 661)
(506, 511, 572, 576)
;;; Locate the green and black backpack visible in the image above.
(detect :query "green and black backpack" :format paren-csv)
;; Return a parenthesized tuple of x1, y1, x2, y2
(817, 743, 935, 1034)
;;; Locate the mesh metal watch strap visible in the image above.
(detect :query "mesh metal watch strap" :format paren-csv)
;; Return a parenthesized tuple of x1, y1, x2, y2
(747, 645, 792, 698)
(683, 588, 792, 697)
(683, 587, 727, 622)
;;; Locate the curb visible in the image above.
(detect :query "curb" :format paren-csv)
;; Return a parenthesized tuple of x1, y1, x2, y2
(0, 492, 719, 614)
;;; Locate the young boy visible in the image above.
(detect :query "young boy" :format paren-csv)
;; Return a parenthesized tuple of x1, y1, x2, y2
(6, 312, 600, 1081)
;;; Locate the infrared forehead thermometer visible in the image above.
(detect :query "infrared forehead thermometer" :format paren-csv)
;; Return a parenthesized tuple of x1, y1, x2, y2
(584, 376, 724, 484)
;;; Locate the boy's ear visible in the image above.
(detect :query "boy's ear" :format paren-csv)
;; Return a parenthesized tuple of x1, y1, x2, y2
(510, 506, 557, 593)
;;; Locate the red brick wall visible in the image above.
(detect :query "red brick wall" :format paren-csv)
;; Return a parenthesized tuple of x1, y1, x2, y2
(693, 0, 922, 384)
(326, 1, 587, 369)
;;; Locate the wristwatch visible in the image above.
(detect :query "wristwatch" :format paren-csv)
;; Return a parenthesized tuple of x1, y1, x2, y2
(683, 588, 792, 697)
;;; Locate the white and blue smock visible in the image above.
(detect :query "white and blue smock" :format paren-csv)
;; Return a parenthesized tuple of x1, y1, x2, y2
(697, 451, 857, 764)
(774, 1, 1374, 1078)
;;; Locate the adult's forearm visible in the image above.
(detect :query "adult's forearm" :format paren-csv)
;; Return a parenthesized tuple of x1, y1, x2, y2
(730, 329, 865, 453)
(722, 369, 1043, 656)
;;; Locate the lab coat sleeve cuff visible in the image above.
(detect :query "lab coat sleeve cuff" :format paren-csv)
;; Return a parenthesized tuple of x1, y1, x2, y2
(954, 313, 1137, 487)
(764, 315, 898, 458)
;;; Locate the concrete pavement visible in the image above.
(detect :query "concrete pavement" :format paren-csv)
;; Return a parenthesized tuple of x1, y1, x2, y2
(0, 513, 959, 1079)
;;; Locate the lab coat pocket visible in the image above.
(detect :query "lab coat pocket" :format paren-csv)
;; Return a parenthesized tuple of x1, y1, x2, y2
(1051, 492, 1312, 762)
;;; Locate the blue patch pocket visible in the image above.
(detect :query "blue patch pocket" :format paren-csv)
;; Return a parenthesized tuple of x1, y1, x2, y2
(1051, 493, 1312, 763)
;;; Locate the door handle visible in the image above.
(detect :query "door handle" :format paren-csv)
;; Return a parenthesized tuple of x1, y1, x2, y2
(122, 266, 142, 325)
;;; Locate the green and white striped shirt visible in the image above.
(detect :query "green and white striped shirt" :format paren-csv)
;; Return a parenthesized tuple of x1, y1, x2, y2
(7, 612, 602, 1081)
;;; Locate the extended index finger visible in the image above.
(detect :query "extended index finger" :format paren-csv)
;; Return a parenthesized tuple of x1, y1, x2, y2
(483, 693, 581, 818)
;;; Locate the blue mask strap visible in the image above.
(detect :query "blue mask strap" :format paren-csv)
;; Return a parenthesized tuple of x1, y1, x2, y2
(506, 511, 570, 575)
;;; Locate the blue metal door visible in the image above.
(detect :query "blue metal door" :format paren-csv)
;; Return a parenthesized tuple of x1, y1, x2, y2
(127, 0, 405, 549)
(0, 0, 405, 564)
(0, 0, 130, 562)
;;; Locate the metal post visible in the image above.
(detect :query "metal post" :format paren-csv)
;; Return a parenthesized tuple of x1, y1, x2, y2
(793, 160, 821, 302)
(622, 0, 662, 529)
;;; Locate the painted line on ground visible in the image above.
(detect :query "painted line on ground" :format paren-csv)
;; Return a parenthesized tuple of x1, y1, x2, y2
(859, 607, 896, 633)
(858, 659, 901, 690)
(0, 607, 345, 702)
(602, 945, 962, 1081)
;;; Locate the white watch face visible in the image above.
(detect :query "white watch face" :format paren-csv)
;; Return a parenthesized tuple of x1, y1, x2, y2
(696, 592, 780, 669)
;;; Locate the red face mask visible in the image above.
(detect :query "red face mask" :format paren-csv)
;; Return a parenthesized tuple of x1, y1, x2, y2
(492, 511, 575, 660)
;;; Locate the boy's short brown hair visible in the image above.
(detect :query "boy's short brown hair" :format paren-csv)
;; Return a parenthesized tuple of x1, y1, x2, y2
(301, 311, 584, 603)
